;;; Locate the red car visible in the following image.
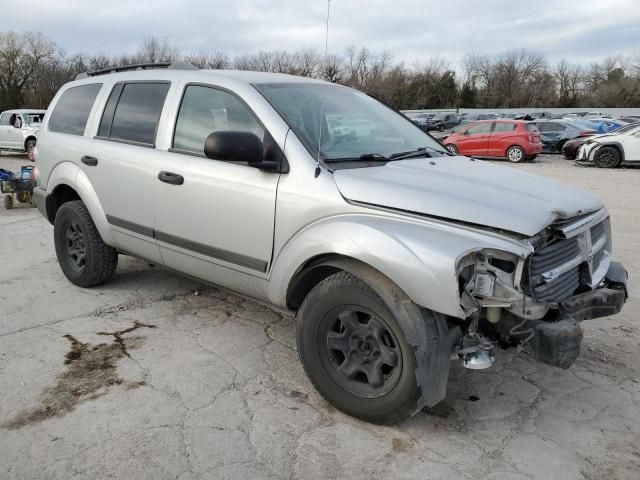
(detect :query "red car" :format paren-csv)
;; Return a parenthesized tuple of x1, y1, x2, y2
(442, 120, 542, 162)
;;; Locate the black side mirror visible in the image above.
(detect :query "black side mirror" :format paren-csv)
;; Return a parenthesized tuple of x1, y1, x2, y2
(204, 131, 281, 172)
(13, 117, 22, 128)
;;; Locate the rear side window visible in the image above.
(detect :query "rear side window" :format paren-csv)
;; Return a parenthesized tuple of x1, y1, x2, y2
(493, 123, 516, 133)
(98, 82, 170, 145)
(48, 84, 102, 135)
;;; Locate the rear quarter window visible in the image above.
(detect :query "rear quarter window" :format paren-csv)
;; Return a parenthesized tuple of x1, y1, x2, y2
(48, 84, 102, 135)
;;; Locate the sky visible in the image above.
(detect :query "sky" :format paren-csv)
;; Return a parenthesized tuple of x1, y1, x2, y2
(1, 0, 639, 67)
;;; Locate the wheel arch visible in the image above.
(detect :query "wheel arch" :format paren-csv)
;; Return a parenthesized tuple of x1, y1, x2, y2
(45, 162, 115, 244)
(593, 141, 625, 162)
(287, 254, 406, 311)
(23, 135, 37, 151)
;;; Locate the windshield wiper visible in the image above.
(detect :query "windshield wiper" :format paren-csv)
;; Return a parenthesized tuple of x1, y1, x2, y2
(325, 153, 390, 163)
(389, 146, 448, 160)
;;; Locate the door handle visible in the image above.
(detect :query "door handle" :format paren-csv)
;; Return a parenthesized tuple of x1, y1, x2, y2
(157, 171, 184, 185)
(81, 155, 98, 166)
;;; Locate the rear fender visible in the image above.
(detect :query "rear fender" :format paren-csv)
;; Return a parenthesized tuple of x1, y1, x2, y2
(46, 161, 115, 245)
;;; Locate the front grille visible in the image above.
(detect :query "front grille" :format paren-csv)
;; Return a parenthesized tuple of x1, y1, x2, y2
(530, 237, 579, 274)
(528, 218, 609, 303)
(533, 268, 580, 302)
(591, 222, 606, 245)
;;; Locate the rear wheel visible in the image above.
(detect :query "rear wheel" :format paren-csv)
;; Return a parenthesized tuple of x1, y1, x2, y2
(593, 146, 621, 168)
(54, 200, 118, 287)
(507, 145, 525, 163)
(445, 144, 458, 154)
(297, 271, 422, 425)
(25, 140, 36, 161)
(4, 195, 13, 210)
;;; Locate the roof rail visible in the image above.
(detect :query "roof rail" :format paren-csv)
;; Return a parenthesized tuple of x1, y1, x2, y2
(75, 62, 197, 80)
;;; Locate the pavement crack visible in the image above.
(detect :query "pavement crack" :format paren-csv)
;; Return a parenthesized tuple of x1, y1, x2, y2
(96, 321, 157, 358)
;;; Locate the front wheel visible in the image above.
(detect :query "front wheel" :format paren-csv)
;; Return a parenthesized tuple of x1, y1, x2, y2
(593, 146, 621, 168)
(54, 200, 118, 287)
(297, 271, 422, 425)
(445, 144, 458, 154)
(507, 145, 525, 163)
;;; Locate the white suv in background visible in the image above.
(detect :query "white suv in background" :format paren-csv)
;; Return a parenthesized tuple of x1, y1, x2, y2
(0, 109, 46, 155)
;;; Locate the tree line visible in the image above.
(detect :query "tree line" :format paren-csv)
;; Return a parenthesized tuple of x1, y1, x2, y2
(1, 31, 639, 113)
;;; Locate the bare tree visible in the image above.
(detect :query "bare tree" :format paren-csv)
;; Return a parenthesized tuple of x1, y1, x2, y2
(137, 36, 179, 63)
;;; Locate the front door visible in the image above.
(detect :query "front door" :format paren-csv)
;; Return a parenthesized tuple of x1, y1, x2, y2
(622, 130, 640, 161)
(458, 122, 492, 156)
(0, 112, 11, 147)
(153, 84, 280, 286)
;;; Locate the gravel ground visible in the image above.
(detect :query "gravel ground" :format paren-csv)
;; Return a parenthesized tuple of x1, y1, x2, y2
(0, 153, 638, 480)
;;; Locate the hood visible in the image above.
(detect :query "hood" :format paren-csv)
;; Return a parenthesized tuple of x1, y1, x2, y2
(333, 156, 603, 236)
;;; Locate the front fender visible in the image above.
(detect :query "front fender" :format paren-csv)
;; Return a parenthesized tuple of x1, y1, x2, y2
(268, 213, 532, 318)
(46, 161, 115, 245)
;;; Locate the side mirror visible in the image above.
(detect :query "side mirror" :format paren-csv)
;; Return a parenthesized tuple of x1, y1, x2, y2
(13, 117, 22, 128)
(204, 131, 280, 172)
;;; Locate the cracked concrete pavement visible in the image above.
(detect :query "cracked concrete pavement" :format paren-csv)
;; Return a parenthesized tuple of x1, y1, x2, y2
(0, 154, 639, 479)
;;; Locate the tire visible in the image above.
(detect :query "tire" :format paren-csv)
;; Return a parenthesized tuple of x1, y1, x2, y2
(54, 200, 118, 287)
(593, 146, 621, 168)
(507, 145, 525, 163)
(528, 154, 538, 162)
(4, 195, 13, 210)
(297, 271, 421, 425)
(556, 140, 566, 155)
(445, 144, 458, 154)
(25, 139, 36, 160)
(438, 124, 444, 132)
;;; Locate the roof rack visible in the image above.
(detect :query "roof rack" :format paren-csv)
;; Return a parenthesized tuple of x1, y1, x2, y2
(75, 62, 197, 80)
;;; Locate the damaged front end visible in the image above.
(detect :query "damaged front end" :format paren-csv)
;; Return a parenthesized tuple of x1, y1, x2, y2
(455, 208, 628, 370)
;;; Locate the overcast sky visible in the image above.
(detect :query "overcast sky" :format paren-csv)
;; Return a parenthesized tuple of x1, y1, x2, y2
(2, 0, 639, 67)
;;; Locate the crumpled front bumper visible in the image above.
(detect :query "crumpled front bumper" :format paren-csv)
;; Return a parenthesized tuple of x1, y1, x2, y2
(527, 261, 628, 369)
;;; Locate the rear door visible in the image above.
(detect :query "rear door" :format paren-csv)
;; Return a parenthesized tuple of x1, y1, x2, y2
(80, 81, 172, 264)
(152, 82, 280, 284)
(622, 130, 640, 161)
(457, 122, 492, 156)
(488, 122, 517, 156)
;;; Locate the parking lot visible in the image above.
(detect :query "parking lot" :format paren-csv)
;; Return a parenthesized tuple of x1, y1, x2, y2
(1, 153, 638, 480)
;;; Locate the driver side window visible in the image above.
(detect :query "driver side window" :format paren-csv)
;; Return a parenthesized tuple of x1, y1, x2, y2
(466, 123, 492, 135)
(173, 85, 264, 156)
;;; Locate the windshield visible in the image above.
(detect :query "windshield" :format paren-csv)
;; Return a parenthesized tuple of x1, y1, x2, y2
(254, 83, 446, 161)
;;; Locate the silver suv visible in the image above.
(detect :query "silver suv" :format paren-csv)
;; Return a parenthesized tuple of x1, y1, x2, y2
(0, 109, 46, 155)
(32, 63, 628, 424)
